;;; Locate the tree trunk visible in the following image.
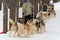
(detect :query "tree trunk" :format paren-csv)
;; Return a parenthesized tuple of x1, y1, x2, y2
(20, 0, 24, 7)
(53, 0, 58, 3)
(29, 0, 42, 15)
(0, 0, 2, 10)
(9, 0, 19, 30)
(3, 0, 8, 33)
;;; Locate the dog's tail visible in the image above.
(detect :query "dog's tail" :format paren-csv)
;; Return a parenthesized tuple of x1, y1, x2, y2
(9, 18, 15, 25)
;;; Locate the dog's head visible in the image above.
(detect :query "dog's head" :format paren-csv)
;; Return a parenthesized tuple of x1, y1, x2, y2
(25, 20, 32, 28)
(42, 12, 48, 20)
(40, 11, 44, 16)
(26, 20, 32, 25)
(44, 13, 47, 17)
(47, 6, 52, 11)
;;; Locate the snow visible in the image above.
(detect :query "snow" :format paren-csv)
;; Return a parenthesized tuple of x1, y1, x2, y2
(0, 2, 60, 40)
(0, 3, 3, 32)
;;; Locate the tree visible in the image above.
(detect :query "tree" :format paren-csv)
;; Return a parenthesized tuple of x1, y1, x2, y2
(8, 0, 19, 30)
(3, 0, 8, 33)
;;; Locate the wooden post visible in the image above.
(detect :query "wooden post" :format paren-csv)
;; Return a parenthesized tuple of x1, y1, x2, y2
(3, 0, 8, 33)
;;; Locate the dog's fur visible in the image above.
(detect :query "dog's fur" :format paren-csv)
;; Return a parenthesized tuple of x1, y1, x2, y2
(33, 19, 45, 34)
(9, 18, 15, 24)
(7, 5, 56, 38)
(36, 12, 47, 33)
(47, 6, 56, 18)
(26, 20, 37, 35)
(37, 11, 49, 20)
(8, 18, 46, 37)
(17, 22, 30, 38)
(7, 22, 18, 37)
(35, 21, 40, 33)
(50, 10, 56, 17)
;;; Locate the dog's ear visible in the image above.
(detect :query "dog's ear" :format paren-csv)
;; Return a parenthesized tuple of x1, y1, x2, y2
(9, 18, 15, 24)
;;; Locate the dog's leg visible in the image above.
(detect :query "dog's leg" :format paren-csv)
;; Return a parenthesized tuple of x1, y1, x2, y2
(39, 25, 42, 34)
(53, 12, 56, 17)
(43, 25, 45, 32)
(14, 31, 18, 37)
(38, 28, 40, 34)
(32, 25, 37, 34)
(14, 32, 16, 37)
(8, 31, 12, 37)
(24, 29, 30, 38)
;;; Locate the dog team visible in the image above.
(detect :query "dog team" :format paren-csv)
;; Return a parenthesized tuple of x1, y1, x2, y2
(7, 4, 56, 38)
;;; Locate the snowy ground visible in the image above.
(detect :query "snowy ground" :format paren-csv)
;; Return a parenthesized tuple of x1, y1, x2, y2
(0, 2, 60, 40)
